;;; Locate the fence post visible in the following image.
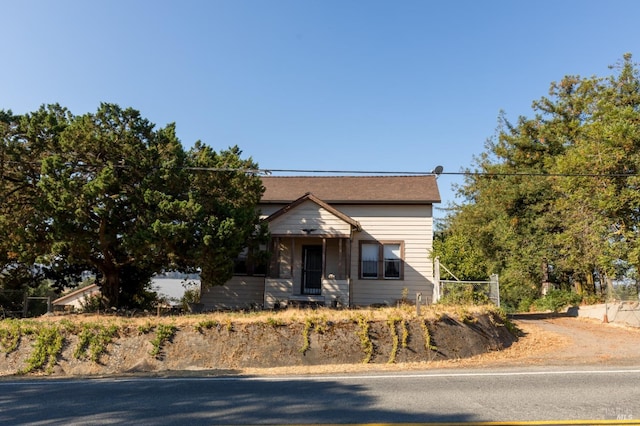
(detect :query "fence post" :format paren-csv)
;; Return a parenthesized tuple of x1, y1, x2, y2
(490, 274, 500, 308)
(433, 257, 441, 304)
(22, 293, 28, 318)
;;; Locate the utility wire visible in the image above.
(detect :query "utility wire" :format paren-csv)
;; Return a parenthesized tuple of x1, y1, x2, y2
(3, 160, 639, 177)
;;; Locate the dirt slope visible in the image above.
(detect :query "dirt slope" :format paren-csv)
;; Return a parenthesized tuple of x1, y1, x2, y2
(0, 311, 516, 377)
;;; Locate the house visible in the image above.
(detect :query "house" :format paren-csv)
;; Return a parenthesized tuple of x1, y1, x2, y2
(52, 276, 200, 311)
(200, 175, 441, 309)
(52, 283, 101, 311)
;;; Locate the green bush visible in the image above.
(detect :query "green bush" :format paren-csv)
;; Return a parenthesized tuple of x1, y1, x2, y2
(532, 289, 581, 313)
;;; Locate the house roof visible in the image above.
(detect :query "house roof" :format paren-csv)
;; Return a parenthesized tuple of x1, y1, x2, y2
(260, 175, 441, 204)
(52, 283, 100, 305)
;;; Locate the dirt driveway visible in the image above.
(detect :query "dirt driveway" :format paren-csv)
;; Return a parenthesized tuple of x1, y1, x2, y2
(466, 314, 640, 369)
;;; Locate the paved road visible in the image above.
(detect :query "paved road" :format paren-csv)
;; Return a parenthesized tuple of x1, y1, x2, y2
(2, 367, 639, 425)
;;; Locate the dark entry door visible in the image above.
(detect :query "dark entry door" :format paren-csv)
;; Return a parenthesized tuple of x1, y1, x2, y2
(302, 246, 322, 295)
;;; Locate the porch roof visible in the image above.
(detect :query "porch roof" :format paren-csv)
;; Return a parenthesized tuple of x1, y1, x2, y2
(260, 175, 441, 204)
(266, 192, 361, 232)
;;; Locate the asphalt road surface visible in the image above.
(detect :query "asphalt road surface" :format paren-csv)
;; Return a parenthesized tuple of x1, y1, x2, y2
(1, 367, 639, 425)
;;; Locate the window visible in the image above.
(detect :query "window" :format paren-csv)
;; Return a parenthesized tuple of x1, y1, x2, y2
(361, 243, 379, 278)
(359, 241, 404, 280)
(383, 244, 401, 278)
(233, 245, 267, 276)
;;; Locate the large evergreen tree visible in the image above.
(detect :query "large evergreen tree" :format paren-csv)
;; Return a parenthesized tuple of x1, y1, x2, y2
(435, 54, 640, 310)
(0, 103, 265, 308)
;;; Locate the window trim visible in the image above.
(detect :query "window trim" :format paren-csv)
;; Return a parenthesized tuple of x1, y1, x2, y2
(358, 240, 404, 280)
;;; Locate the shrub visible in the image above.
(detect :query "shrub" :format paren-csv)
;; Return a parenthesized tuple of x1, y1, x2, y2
(532, 289, 582, 313)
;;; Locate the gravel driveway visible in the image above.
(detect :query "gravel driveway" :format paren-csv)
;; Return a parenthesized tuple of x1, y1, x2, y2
(479, 314, 640, 368)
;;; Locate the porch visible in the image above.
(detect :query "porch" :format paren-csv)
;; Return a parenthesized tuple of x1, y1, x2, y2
(264, 236, 352, 308)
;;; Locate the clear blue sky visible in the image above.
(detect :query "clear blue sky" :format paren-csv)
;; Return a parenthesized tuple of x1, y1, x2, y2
(2, 1, 639, 219)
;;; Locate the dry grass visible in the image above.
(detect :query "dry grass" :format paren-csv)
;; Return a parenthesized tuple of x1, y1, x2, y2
(37, 304, 497, 329)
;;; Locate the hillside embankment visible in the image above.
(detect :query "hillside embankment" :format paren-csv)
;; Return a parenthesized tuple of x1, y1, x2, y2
(0, 307, 516, 377)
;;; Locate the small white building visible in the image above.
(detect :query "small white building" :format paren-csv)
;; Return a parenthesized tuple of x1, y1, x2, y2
(52, 284, 101, 311)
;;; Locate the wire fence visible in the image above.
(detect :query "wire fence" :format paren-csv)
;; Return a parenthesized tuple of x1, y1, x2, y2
(433, 258, 501, 307)
(607, 282, 640, 303)
(438, 277, 500, 307)
(0, 290, 54, 318)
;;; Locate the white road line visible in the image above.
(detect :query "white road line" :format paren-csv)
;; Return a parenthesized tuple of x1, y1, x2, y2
(2, 368, 640, 385)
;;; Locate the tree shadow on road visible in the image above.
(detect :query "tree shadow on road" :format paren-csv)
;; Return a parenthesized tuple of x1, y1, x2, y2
(0, 375, 478, 425)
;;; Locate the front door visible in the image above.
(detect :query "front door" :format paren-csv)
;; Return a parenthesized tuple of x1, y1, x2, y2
(302, 246, 322, 295)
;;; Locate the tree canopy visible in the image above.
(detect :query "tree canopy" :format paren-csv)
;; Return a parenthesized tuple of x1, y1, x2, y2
(434, 54, 640, 310)
(0, 103, 265, 308)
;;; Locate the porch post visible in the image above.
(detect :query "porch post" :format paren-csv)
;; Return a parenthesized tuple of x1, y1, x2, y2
(338, 238, 343, 280)
(348, 236, 353, 307)
(322, 238, 327, 279)
(270, 237, 280, 279)
(291, 237, 296, 281)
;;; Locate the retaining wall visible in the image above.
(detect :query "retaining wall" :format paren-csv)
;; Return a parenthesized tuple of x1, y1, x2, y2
(575, 302, 640, 327)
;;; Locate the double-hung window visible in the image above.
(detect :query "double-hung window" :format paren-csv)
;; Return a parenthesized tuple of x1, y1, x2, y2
(359, 241, 403, 280)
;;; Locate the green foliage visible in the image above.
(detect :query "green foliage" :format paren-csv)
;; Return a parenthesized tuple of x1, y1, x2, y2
(300, 317, 313, 354)
(79, 293, 107, 313)
(355, 316, 373, 363)
(150, 323, 177, 358)
(180, 282, 201, 311)
(1, 103, 265, 308)
(434, 54, 640, 309)
(194, 319, 219, 333)
(400, 319, 409, 349)
(387, 317, 400, 363)
(532, 289, 582, 313)
(137, 322, 154, 335)
(0, 319, 23, 353)
(265, 317, 285, 327)
(420, 320, 437, 353)
(73, 323, 119, 363)
(21, 325, 64, 374)
(299, 315, 327, 354)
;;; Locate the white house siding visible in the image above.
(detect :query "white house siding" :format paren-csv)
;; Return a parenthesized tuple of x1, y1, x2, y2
(343, 204, 435, 307)
(264, 278, 292, 307)
(200, 276, 265, 310)
(268, 200, 352, 237)
(322, 278, 349, 307)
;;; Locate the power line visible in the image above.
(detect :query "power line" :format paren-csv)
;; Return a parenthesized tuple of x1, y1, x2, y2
(4, 160, 639, 178)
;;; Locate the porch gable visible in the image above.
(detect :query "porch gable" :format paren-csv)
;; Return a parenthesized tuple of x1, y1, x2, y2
(266, 192, 360, 237)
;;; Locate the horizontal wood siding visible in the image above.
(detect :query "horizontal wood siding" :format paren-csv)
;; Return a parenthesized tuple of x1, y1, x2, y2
(268, 200, 352, 237)
(200, 276, 265, 310)
(341, 205, 435, 307)
(322, 278, 349, 307)
(264, 278, 292, 308)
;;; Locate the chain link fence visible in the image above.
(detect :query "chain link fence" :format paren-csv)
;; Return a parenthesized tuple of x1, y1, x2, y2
(607, 281, 639, 303)
(433, 258, 500, 307)
(437, 276, 500, 307)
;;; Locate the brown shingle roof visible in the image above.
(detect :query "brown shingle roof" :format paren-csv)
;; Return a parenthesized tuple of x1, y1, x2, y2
(260, 175, 441, 204)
